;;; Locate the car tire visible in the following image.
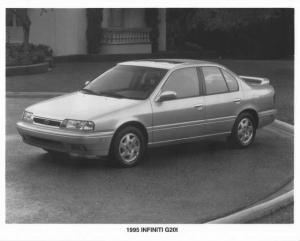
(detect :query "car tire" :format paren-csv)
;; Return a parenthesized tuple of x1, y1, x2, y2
(110, 126, 146, 167)
(229, 112, 256, 148)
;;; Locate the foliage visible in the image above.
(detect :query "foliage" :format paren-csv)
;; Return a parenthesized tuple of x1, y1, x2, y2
(6, 43, 53, 66)
(167, 8, 294, 59)
(188, 9, 282, 31)
(7, 9, 31, 52)
(145, 9, 160, 52)
(86, 9, 103, 54)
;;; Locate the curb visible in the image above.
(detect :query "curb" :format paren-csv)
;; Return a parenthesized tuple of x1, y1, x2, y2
(264, 120, 294, 138)
(206, 120, 294, 224)
(6, 62, 49, 76)
(6, 91, 67, 98)
(207, 189, 294, 224)
(272, 119, 294, 134)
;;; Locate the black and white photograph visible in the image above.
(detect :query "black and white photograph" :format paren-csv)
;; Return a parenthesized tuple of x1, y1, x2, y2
(1, 1, 299, 240)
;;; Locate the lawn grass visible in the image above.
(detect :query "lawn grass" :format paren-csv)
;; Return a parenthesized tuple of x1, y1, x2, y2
(6, 59, 294, 124)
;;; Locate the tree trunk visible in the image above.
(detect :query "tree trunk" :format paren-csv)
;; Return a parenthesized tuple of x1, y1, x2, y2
(10, 9, 31, 52)
(20, 9, 31, 53)
(23, 25, 30, 53)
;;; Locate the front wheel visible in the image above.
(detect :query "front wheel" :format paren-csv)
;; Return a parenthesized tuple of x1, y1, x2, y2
(229, 112, 256, 148)
(110, 126, 146, 167)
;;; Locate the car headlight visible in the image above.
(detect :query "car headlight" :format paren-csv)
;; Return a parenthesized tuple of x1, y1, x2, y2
(60, 119, 95, 132)
(22, 111, 33, 122)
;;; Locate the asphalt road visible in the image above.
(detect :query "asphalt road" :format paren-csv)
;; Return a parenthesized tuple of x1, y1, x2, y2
(6, 97, 293, 223)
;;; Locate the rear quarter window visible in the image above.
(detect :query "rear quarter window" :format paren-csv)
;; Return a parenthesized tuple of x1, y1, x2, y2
(221, 69, 239, 92)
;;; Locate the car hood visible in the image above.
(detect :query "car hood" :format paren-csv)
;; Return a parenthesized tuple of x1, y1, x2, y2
(27, 91, 141, 120)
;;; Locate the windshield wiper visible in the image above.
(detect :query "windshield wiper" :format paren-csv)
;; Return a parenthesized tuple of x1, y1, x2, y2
(98, 91, 125, 99)
(81, 88, 99, 95)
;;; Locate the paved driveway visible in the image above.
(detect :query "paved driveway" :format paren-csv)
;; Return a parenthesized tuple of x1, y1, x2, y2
(6, 97, 293, 223)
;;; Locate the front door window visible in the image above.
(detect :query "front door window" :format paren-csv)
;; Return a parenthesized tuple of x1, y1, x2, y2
(162, 67, 200, 99)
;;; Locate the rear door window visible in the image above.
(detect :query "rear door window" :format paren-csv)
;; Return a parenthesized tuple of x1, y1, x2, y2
(202, 66, 228, 95)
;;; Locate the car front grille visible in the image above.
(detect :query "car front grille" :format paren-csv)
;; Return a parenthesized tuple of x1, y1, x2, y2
(33, 116, 62, 127)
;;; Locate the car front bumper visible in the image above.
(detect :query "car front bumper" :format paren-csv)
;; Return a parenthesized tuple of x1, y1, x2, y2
(16, 121, 114, 157)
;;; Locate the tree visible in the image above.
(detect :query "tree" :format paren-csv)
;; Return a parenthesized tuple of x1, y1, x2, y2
(8, 9, 31, 53)
(167, 9, 282, 48)
(7, 8, 52, 53)
(167, 9, 293, 58)
(187, 9, 282, 31)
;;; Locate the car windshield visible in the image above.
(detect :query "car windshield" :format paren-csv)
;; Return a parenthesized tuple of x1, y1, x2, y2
(82, 65, 168, 100)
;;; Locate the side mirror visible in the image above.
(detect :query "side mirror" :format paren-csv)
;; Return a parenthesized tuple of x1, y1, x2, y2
(156, 91, 177, 102)
(84, 80, 91, 86)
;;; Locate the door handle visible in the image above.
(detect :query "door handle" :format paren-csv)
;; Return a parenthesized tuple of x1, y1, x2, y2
(194, 104, 204, 110)
(234, 98, 241, 104)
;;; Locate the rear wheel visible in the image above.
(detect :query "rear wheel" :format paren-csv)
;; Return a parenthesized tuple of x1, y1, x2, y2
(110, 126, 146, 167)
(229, 112, 256, 148)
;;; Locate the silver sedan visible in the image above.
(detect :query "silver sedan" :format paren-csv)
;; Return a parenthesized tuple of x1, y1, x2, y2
(16, 59, 277, 167)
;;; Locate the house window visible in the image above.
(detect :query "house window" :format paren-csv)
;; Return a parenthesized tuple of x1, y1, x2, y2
(6, 9, 24, 43)
(6, 9, 23, 27)
(6, 10, 13, 26)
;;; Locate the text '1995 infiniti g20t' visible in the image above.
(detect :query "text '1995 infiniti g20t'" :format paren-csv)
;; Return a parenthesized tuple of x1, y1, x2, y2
(17, 59, 277, 167)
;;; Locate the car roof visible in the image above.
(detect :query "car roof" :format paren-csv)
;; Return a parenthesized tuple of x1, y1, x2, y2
(118, 59, 222, 70)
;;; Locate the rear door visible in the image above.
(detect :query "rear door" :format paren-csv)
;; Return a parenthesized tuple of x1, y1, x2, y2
(151, 67, 206, 143)
(200, 66, 242, 135)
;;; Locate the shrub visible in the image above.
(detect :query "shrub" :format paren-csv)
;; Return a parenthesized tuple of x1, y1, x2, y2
(6, 43, 53, 66)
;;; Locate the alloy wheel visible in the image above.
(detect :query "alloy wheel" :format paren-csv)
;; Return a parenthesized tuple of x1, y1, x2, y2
(237, 117, 254, 145)
(118, 133, 141, 163)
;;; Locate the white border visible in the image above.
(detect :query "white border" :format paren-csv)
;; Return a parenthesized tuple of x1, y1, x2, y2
(1, 0, 298, 8)
(1, 1, 299, 241)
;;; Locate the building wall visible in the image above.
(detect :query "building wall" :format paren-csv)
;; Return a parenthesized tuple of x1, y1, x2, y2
(7, 8, 165, 56)
(123, 9, 146, 28)
(100, 9, 151, 54)
(28, 9, 56, 52)
(102, 9, 146, 28)
(29, 9, 87, 56)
